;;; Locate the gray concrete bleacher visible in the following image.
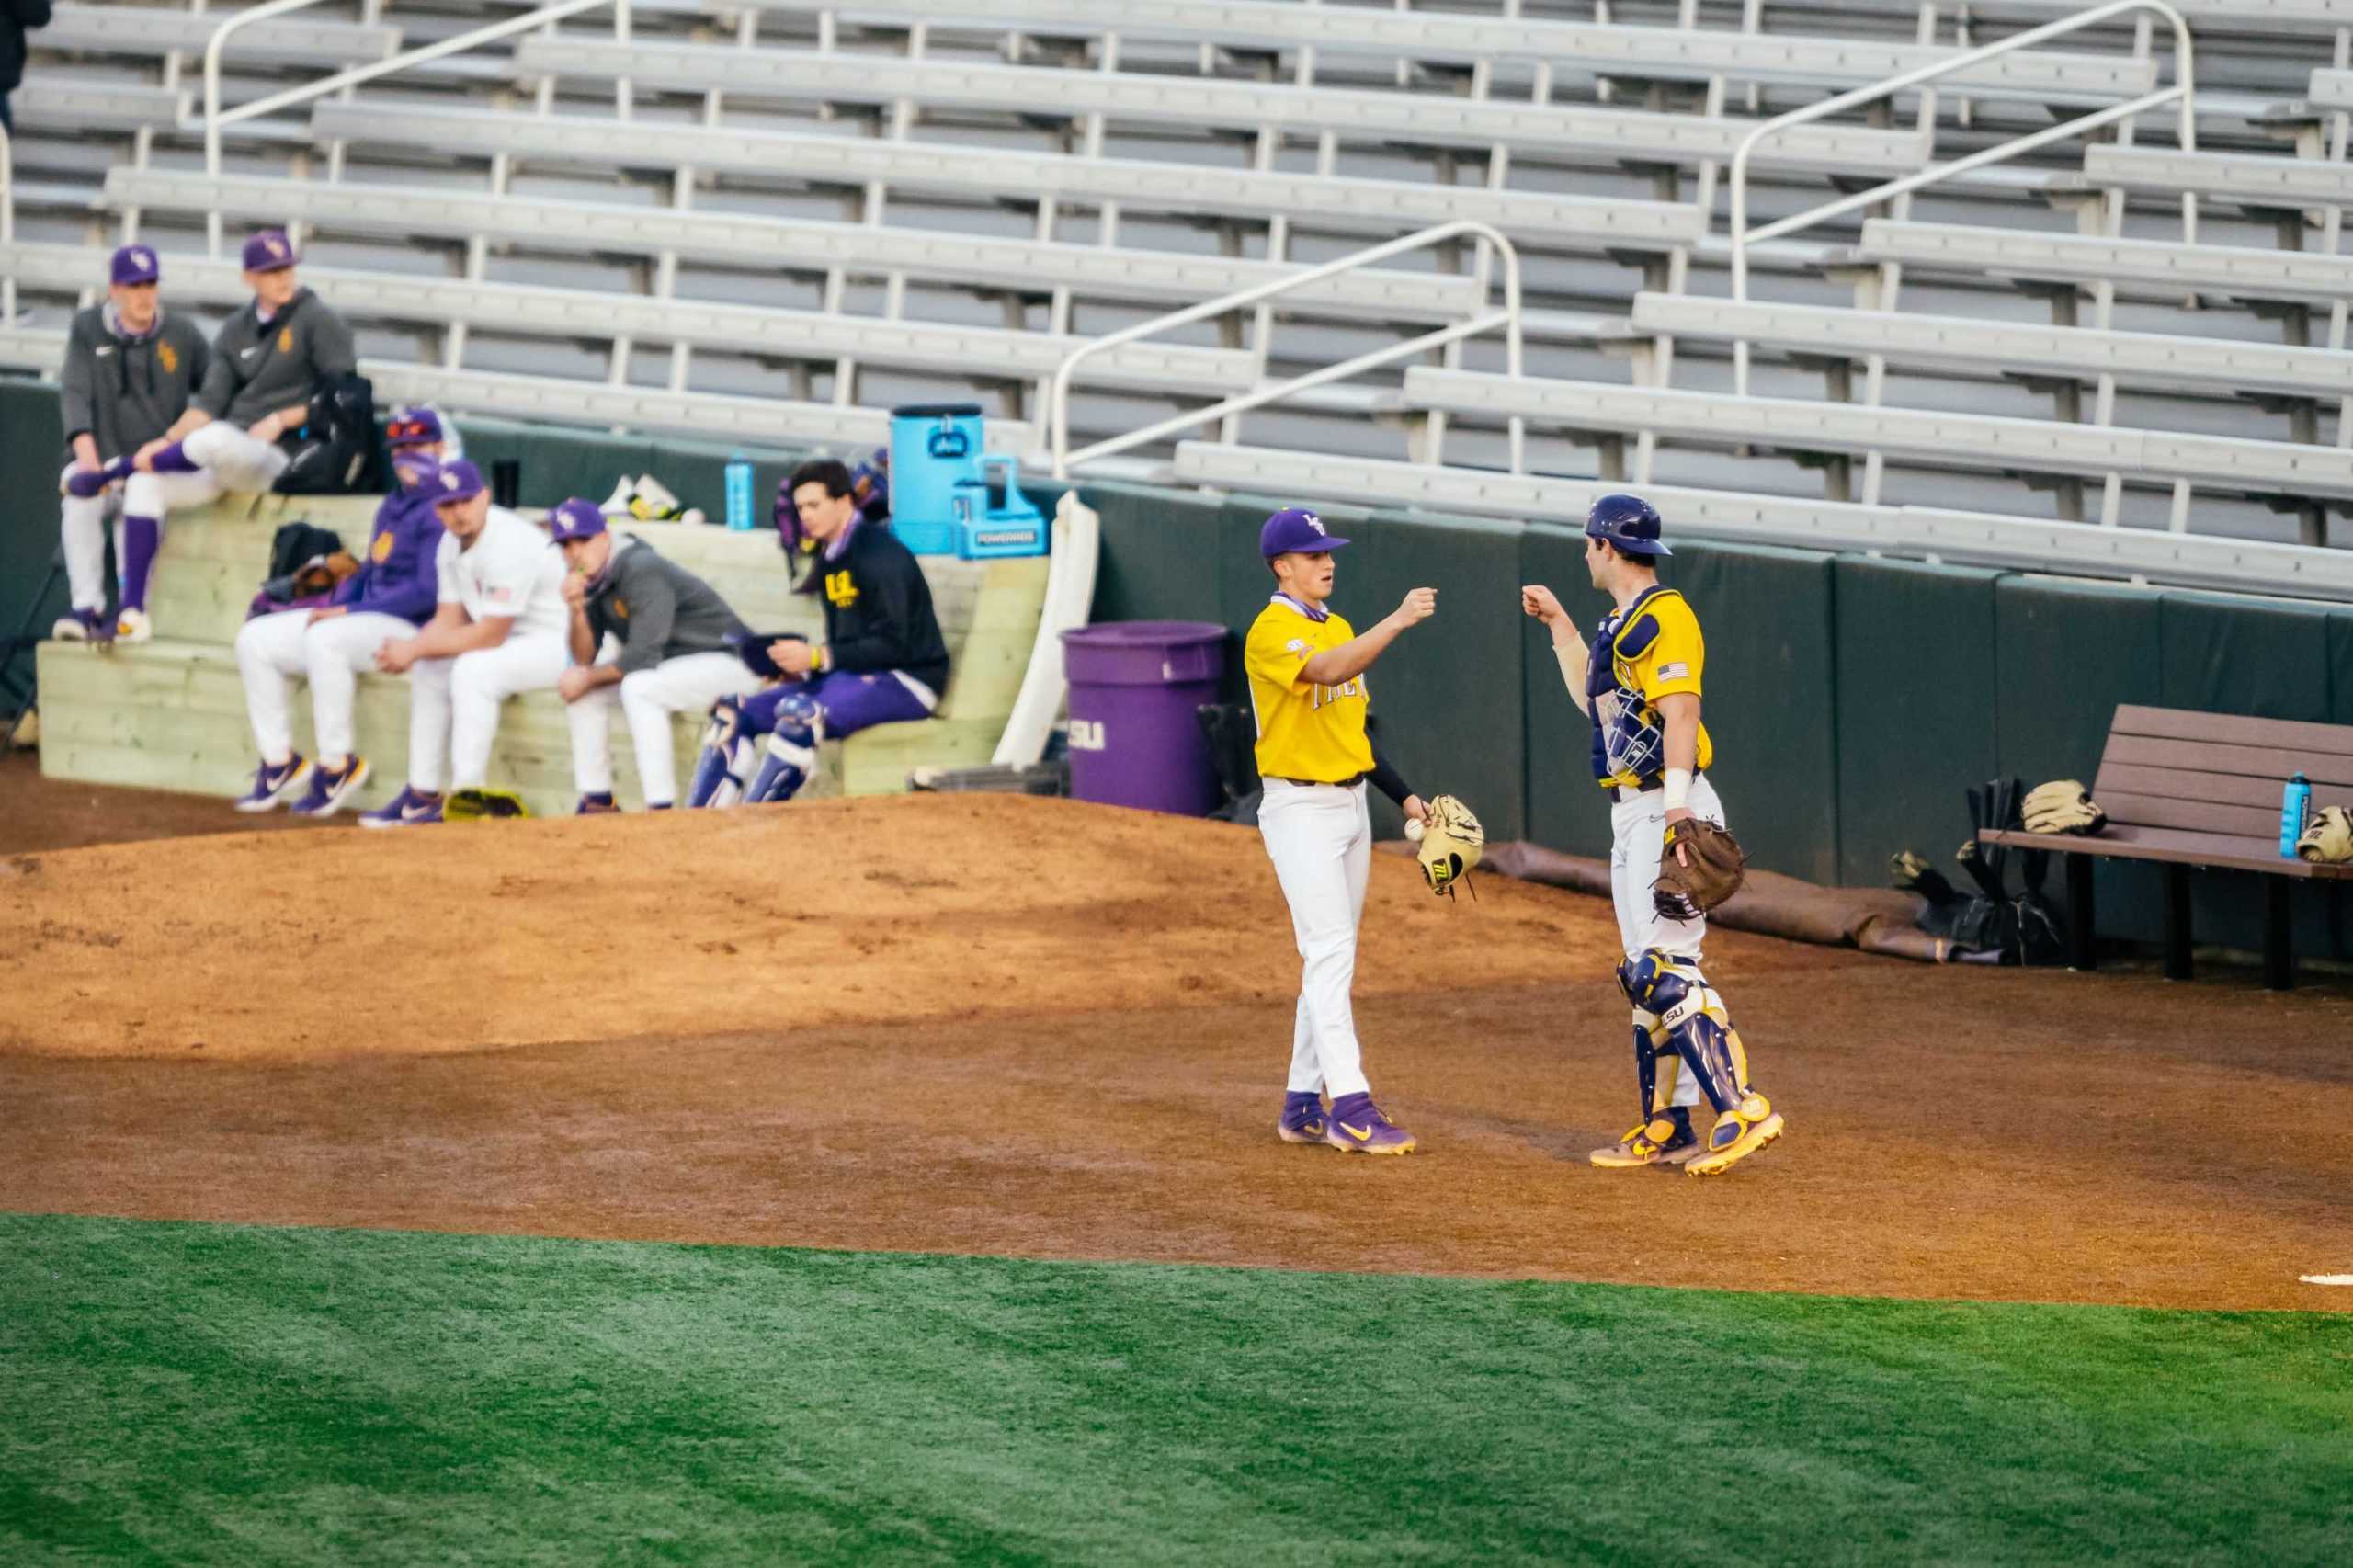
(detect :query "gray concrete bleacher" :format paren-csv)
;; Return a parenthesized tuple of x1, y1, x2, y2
(2080, 144, 2353, 211)
(717, 0, 2160, 101)
(100, 167, 1486, 324)
(1627, 293, 2353, 402)
(307, 100, 1710, 252)
(39, 2, 398, 67)
(0, 240, 1256, 399)
(512, 35, 1932, 176)
(1403, 369, 2353, 506)
(1847, 221, 2353, 306)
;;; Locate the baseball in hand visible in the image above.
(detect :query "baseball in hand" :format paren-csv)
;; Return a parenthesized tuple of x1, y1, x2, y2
(1404, 818, 1426, 843)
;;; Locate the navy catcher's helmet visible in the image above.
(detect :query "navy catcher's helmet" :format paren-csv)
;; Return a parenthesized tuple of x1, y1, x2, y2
(1585, 493, 1671, 558)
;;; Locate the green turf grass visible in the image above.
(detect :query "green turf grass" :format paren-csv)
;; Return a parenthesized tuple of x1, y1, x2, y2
(1, 1214, 2347, 1565)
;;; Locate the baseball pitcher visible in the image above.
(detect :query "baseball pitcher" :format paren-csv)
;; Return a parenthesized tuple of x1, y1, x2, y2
(1247, 506, 1435, 1154)
(230, 407, 455, 815)
(53, 244, 211, 646)
(359, 460, 568, 828)
(1522, 494, 1785, 1177)
(74, 230, 358, 642)
(550, 500, 753, 813)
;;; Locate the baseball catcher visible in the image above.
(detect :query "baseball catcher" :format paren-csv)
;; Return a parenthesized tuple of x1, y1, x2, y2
(1523, 494, 1784, 1178)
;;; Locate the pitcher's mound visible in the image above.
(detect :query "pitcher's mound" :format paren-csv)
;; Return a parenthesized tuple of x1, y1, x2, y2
(2, 794, 1755, 1061)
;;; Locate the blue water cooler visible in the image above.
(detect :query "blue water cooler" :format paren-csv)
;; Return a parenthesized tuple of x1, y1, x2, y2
(890, 403, 983, 554)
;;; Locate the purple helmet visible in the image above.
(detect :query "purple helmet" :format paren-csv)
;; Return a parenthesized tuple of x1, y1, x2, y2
(1585, 493, 1671, 558)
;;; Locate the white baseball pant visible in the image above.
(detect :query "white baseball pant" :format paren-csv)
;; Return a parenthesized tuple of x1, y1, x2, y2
(406, 631, 569, 792)
(1257, 778, 1373, 1101)
(564, 650, 748, 806)
(1608, 772, 1726, 1111)
(234, 608, 415, 764)
(56, 462, 222, 612)
(179, 420, 291, 491)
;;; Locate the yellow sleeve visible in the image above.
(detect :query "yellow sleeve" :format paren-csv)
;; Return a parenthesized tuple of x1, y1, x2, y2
(1631, 595, 1704, 701)
(1245, 611, 1317, 692)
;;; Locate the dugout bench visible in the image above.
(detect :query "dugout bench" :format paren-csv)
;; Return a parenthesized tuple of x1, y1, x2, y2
(34, 491, 1051, 817)
(1979, 704, 2353, 990)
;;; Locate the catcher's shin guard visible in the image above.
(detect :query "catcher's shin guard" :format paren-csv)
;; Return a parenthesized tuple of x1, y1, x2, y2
(742, 695, 821, 805)
(685, 702, 742, 809)
(1623, 950, 1753, 1116)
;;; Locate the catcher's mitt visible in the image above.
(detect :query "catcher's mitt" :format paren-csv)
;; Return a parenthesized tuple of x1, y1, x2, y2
(1414, 793, 1484, 899)
(2022, 778, 2107, 835)
(1654, 819, 1745, 921)
(2297, 804, 2353, 864)
(444, 786, 532, 824)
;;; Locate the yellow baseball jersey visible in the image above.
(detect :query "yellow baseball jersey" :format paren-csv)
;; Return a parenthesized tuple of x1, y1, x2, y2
(1245, 597, 1375, 782)
(1588, 585, 1714, 789)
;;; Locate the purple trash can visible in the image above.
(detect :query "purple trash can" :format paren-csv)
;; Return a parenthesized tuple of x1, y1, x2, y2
(1061, 620, 1228, 815)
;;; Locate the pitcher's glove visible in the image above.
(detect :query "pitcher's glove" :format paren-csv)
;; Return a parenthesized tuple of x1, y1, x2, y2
(2022, 779, 2107, 835)
(2297, 804, 2353, 865)
(1654, 819, 1746, 921)
(445, 786, 532, 823)
(1413, 793, 1484, 899)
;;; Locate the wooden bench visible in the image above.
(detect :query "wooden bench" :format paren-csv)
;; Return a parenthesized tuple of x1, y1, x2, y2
(35, 492, 1050, 817)
(1980, 705, 2353, 990)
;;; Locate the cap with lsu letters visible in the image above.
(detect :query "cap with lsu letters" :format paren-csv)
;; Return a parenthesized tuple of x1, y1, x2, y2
(429, 459, 487, 504)
(1259, 505, 1350, 559)
(241, 229, 298, 274)
(109, 245, 160, 287)
(546, 497, 608, 543)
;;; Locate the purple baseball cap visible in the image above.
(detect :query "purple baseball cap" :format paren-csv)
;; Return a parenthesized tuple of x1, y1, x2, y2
(383, 407, 444, 448)
(1259, 505, 1349, 559)
(428, 459, 487, 505)
(242, 229, 298, 273)
(547, 497, 608, 543)
(110, 244, 160, 287)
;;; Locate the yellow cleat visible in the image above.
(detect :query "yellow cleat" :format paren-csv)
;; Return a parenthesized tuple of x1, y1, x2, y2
(1589, 1115, 1700, 1169)
(1685, 1096, 1784, 1177)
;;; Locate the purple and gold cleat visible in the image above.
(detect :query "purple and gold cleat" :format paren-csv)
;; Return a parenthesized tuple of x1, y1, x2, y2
(358, 785, 443, 830)
(51, 608, 115, 645)
(1277, 1092, 1327, 1145)
(233, 754, 312, 813)
(1324, 1091, 1416, 1155)
(290, 756, 371, 818)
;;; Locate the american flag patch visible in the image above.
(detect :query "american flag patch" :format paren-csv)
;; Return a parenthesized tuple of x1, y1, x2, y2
(486, 585, 513, 604)
(1657, 660, 1689, 680)
(1286, 638, 1309, 655)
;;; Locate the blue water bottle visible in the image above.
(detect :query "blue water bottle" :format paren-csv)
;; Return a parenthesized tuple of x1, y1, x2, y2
(723, 452, 754, 532)
(2281, 772, 2312, 858)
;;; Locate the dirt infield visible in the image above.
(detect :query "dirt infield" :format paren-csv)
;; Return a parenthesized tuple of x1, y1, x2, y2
(2, 790, 2347, 1312)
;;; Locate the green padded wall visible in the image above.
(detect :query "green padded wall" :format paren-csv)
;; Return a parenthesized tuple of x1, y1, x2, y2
(1518, 523, 1612, 860)
(2, 378, 73, 673)
(1664, 541, 1841, 885)
(1833, 558, 2002, 889)
(1994, 575, 2165, 786)
(2159, 591, 2336, 722)
(1084, 483, 1223, 629)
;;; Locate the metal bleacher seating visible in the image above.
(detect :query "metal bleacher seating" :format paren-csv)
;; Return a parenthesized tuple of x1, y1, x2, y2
(5, 0, 2350, 587)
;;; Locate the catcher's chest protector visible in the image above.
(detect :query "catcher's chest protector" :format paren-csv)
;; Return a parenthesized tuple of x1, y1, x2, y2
(1586, 587, 1681, 787)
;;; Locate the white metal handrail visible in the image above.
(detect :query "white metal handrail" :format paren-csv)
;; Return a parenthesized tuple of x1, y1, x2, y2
(202, 0, 631, 256)
(1726, 0, 2197, 394)
(1048, 222, 1525, 479)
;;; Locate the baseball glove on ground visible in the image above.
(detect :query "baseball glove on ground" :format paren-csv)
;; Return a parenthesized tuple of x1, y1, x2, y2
(2022, 778, 2107, 835)
(444, 786, 532, 824)
(1654, 819, 1745, 921)
(2297, 804, 2353, 864)
(1415, 793, 1484, 899)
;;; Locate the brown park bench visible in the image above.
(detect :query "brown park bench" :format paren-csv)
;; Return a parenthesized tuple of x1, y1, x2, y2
(1979, 705, 2353, 991)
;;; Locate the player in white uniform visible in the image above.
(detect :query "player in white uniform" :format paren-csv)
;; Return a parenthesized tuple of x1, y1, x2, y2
(1523, 494, 1783, 1177)
(358, 460, 569, 827)
(1244, 506, 1437, 1154)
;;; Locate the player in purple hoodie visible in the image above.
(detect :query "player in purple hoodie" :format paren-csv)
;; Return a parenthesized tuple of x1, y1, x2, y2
(230, 407, 453, 815)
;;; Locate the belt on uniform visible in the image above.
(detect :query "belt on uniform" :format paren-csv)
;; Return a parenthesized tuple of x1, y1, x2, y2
(1268, 773, 1367, 789)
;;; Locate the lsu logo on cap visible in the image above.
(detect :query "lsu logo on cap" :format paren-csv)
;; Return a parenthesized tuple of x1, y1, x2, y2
(439, 471, 460, 491)
(132, 248, 153, 270)
(1303, 512, 1325, 535)
(267, 236, 287, 259)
